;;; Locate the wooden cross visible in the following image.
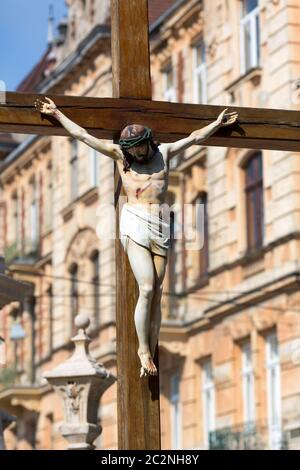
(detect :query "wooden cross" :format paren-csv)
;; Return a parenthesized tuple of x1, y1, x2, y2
(1, 0, 300, 450)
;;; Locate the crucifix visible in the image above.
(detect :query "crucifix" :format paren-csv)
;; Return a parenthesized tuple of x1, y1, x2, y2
(1, 0, 300, 450)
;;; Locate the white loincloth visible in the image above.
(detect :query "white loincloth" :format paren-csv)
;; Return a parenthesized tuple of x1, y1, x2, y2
(120, 202, 171, 258)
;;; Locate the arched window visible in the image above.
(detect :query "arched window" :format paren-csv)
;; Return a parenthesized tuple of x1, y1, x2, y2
(244, 152, 264, 250)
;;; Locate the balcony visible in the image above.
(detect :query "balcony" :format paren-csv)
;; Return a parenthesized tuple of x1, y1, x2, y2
(209, 422, 289, 450)
(4, 238, 40, 265)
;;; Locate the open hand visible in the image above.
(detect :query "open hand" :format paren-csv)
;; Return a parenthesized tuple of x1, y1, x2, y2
(216, 108, 238, 126)
(34, 96, 57, 116)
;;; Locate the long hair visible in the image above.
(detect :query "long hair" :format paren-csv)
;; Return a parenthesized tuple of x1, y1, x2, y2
(121, 140, 160, 173)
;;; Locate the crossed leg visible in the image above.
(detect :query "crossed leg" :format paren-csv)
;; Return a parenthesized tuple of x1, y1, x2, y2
(126, 237, 168, 377)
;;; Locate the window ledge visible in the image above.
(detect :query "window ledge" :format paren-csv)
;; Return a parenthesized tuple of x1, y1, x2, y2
(61, 187, 99, 222)
(42, 225, 53, 238)
(61, 202, 75, 223)
(183, 273, 210, 295)
(225, 66, 262, 95)
(240, 246, 264, 267)
(81, 186, 99, 206)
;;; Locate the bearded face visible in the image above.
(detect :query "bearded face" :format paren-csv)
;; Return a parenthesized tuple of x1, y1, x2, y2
(127, 142, 150, 163)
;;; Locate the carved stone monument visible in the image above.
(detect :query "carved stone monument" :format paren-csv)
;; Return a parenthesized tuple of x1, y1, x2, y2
(44, 313, 116, 450)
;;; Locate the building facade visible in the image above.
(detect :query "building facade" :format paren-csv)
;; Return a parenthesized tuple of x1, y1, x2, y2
(1, 0, 300, 450)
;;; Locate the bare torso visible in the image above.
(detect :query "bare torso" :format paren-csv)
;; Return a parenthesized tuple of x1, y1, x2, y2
(116, 144, 169, 212)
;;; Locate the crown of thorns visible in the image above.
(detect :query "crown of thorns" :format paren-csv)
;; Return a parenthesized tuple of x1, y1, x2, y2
(119, 127, 153, 149)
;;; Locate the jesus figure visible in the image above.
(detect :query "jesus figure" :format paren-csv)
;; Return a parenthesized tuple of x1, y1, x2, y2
(34, 97, 238, 377)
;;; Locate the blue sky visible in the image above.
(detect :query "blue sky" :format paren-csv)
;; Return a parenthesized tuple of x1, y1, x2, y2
(0, 0, 68, 91)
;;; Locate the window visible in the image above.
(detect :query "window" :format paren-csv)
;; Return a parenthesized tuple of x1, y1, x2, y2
(197, 193, 209, 276)
(240, 0, 260, 74)
(30, 178, 39, 248)
(193, 41, 207, 104)
(265, 331, 282, 450)
(89, 147, 99, 188)
(69, 264, 79, 329)
(70, 139, 78, 201)
(202, 358, 215, 448)
(186, 192, 209, 282)
(163, 64, 176, 102)
(91, 251, 100, 328)
(170, 373, 182, 449)
(241, 339, 255, 426)
(245, 152, 264, 250)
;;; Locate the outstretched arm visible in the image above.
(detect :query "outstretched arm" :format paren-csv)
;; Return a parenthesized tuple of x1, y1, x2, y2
(165, 108, 238, 159)
(34, 97, 122, 161)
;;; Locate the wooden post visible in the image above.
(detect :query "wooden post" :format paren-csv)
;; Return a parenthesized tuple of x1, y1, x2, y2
(2, 0, 300, 453)
(111, 0, 161, 450)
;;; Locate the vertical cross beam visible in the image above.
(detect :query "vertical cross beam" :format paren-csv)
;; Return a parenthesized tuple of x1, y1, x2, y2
(111, 0, 161, 450)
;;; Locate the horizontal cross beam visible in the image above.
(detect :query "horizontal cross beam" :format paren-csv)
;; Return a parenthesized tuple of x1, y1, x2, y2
(1, 92, 300, 151)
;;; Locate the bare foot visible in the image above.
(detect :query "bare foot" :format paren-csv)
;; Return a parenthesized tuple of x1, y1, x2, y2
(138, 350, 157, 377)
(140, 366, 148, 378)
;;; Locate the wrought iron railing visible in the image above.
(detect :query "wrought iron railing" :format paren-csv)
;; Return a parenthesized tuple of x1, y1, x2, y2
(209, 422, 289, 450)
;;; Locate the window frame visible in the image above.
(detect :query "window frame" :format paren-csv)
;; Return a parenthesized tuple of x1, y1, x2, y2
(170, 373, 182, 450)
(89, 147, 99, 188)
(265, 330, 282, 450)
(244, 152, 264, 251)
(163, 63, 176, 102)
(193, 40, 207, 104)
(202, 358, 216, 448)
(241, 339, 256, 426)
(240, 0, 260, 74)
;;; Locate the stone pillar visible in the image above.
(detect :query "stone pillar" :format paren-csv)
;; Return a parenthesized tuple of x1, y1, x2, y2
(44, 313, 116, 450)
